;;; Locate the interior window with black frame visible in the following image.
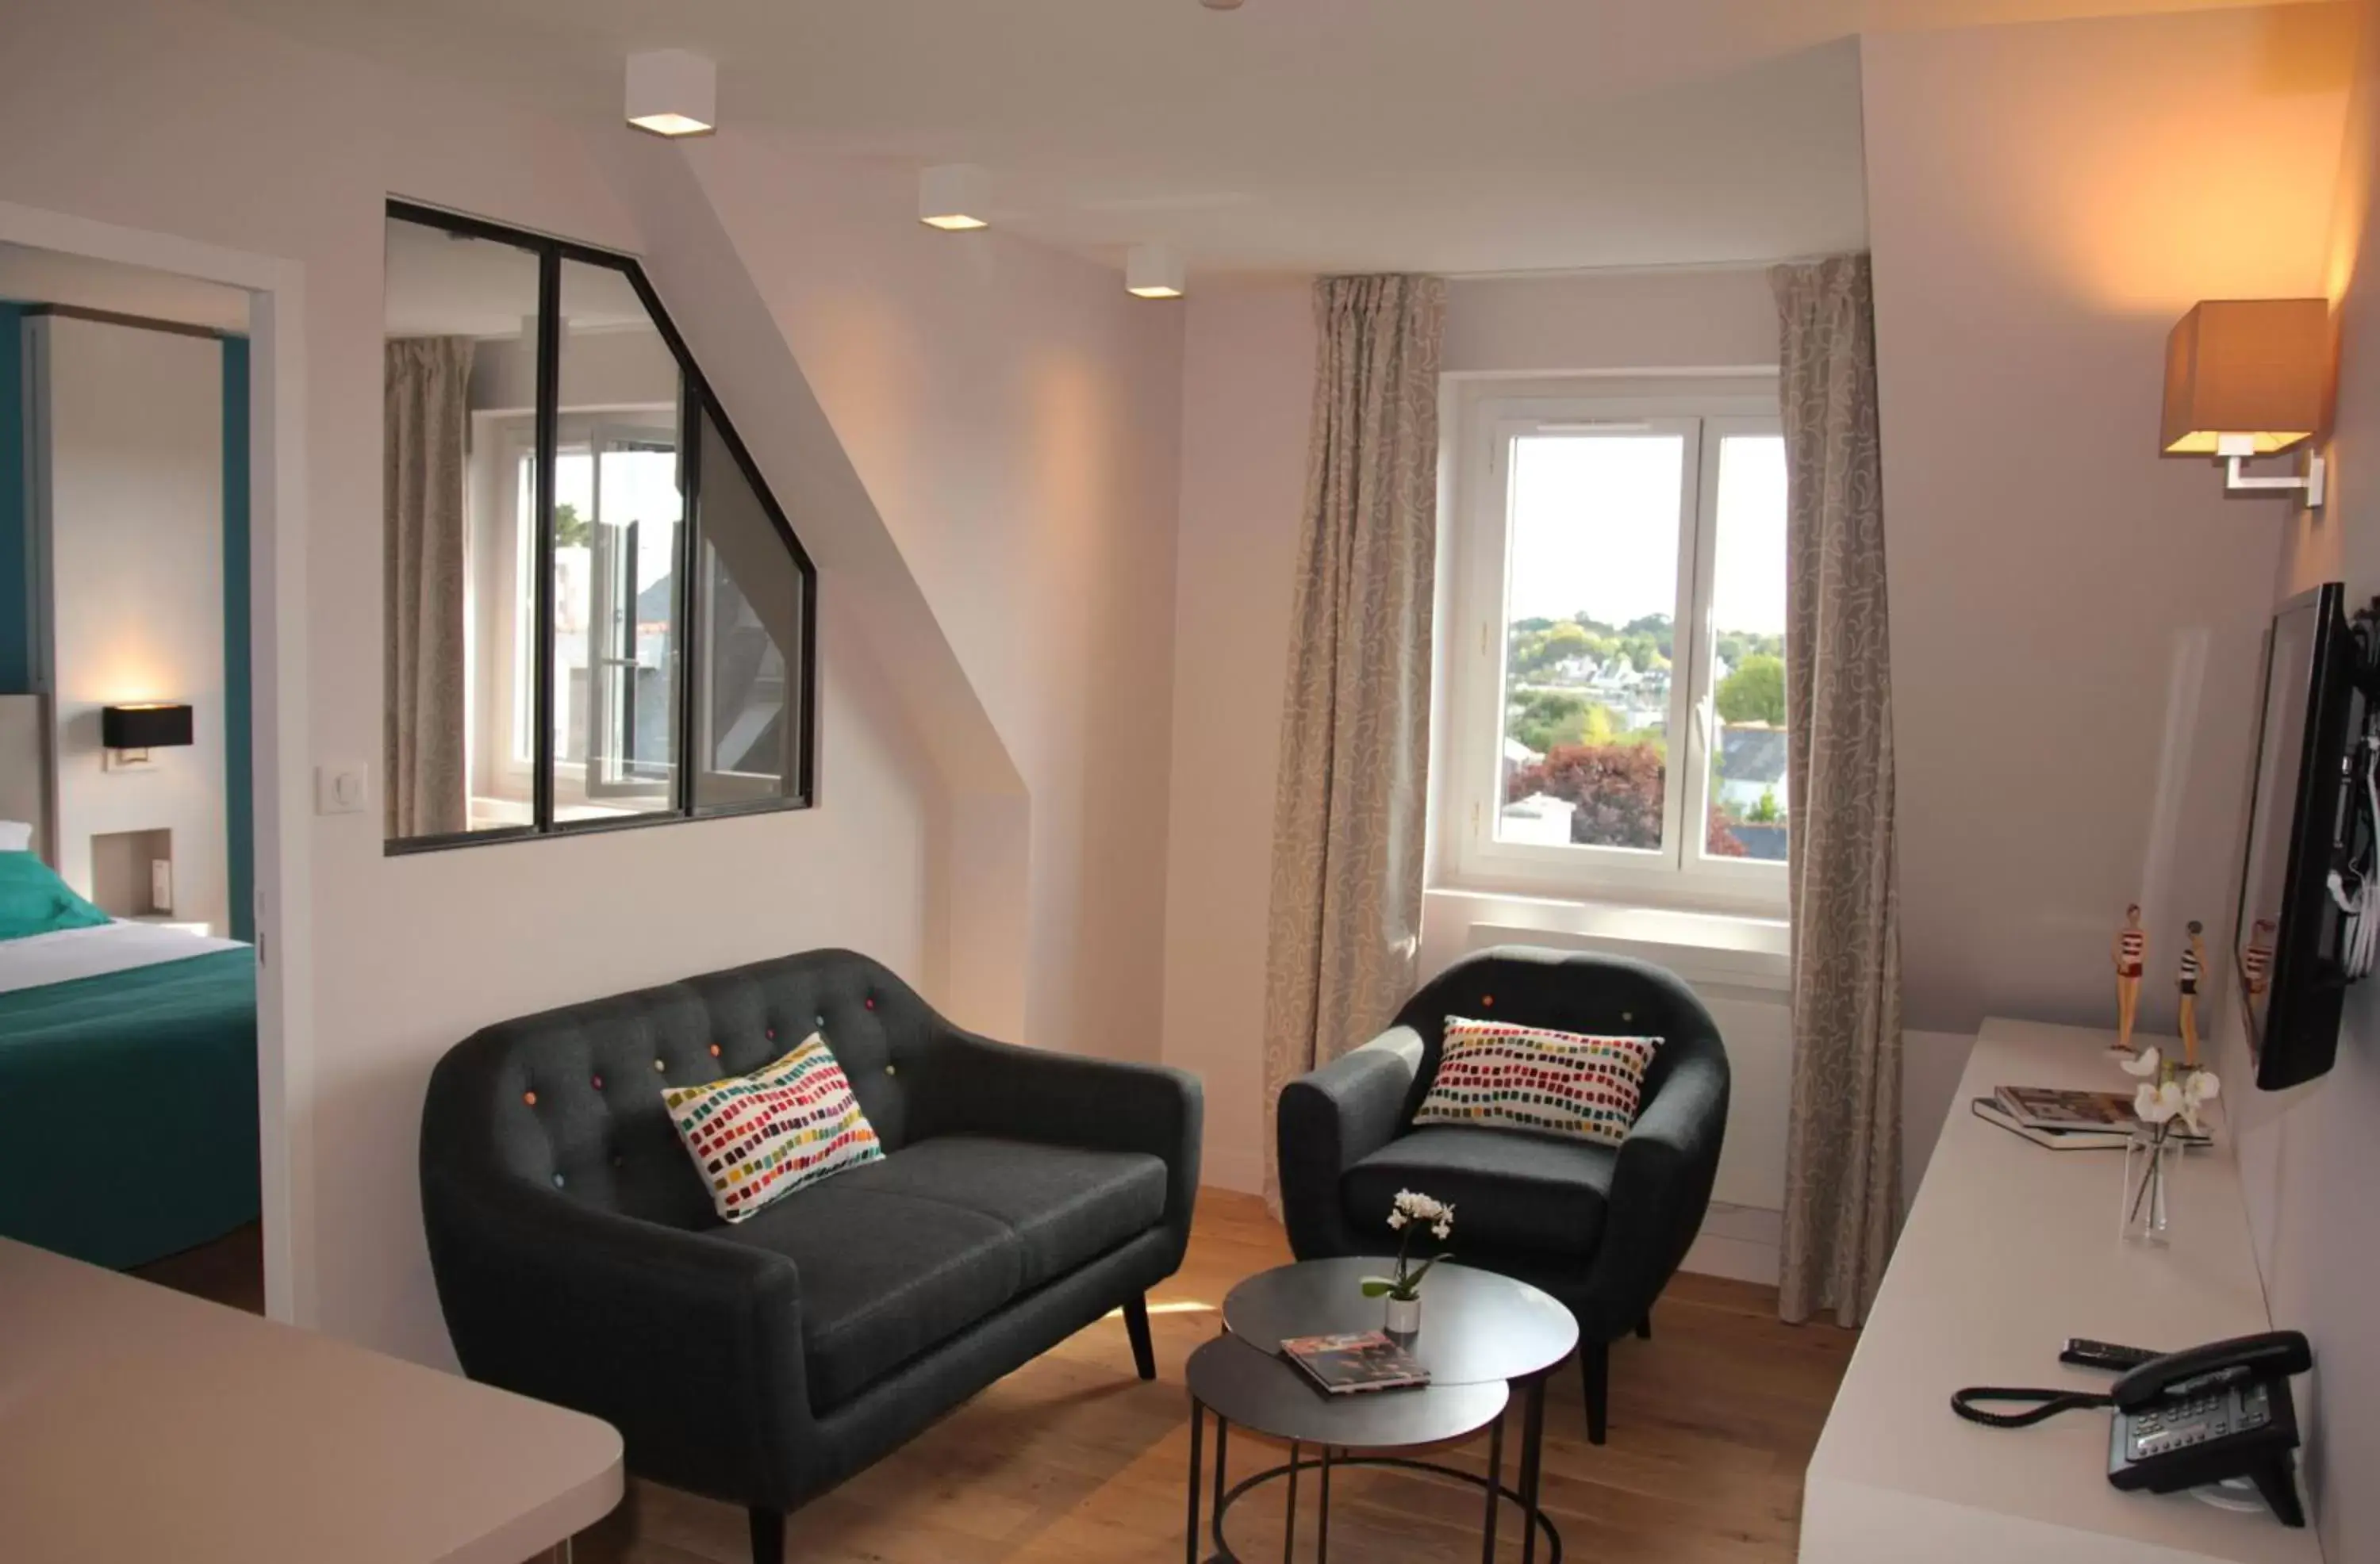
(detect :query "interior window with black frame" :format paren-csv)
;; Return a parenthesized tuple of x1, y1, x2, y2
(381, 203, 816, 850)
(1444, 377, 1789, 914)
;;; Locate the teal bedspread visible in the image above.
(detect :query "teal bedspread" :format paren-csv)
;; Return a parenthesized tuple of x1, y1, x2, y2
(0, 947, 259, 1269)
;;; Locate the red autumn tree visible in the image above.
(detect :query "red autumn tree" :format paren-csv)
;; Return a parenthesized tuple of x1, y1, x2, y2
(1508, 742, 1751, 857)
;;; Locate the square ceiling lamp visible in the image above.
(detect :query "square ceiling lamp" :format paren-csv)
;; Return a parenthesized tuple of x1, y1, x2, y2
(919, 165, 991, 231)
(625, 50, 717, 138)
(1126, 244, 1185, 299)
(2160, 298, 2330, 507)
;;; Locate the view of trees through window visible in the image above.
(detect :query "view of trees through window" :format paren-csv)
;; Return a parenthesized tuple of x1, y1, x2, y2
(1494, 427, 1789, 868)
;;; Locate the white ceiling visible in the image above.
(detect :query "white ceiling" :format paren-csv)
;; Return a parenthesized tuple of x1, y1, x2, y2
(208, 0, 2327, 277)
(0, 243, 249, 332)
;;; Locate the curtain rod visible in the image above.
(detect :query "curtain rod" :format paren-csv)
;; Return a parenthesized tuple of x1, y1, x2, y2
(1441, 251, 1852, 283)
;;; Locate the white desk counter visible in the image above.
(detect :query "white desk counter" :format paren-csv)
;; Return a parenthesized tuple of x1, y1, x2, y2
(1800, 1018, 2323, 1564)
(0, 1236, 623, 1563)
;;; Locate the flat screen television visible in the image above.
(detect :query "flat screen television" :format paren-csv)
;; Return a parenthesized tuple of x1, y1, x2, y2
(2233, 582, 2359, 1091)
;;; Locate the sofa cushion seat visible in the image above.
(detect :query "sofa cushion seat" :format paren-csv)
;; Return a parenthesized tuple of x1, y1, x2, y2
(716, 1184, 1023, 1413)
(712, 1135, 1169, 1413)
(835, 1135, 1168, 1288)
(1342, 1125, 1614, 1256)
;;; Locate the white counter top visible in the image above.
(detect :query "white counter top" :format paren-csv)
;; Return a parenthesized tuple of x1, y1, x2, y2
(1799, 1017, 2323, 1564)
(0, 1236, 623, 1563)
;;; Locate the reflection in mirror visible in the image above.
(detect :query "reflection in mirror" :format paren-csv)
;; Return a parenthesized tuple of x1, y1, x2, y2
(383, 202, 813, 849)
(382, 211, 539, 838)
(692, 407, 804, 811)
(550, 257, 683, 822)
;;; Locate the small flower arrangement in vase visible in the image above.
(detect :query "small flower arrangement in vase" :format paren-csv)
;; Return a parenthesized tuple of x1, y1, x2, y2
(2117, 1046, 2218, 1246)
(1364, 1190, 1453, 1334)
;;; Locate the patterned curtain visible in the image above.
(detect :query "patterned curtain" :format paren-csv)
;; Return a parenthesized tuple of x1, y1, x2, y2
(384, 336, 475, 839)
(1771, 255, 1903, 1328)
(1261, 274, 1448, 1207)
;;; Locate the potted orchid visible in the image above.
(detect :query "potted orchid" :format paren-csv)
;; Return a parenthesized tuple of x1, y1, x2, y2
(1364, 1189, 1453, 1334)
(2117, 1046, 2218, 1245)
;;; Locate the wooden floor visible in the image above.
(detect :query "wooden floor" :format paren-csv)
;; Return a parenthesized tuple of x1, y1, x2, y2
(575, 1191, 1856, 1564)
(126, 1221, 265, 1315)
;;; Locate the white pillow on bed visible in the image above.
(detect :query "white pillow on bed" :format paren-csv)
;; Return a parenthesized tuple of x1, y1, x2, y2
(0, 822, 29, 853)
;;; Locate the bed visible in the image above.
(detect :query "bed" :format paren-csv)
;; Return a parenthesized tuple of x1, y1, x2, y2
(0, 694, 260, 1271)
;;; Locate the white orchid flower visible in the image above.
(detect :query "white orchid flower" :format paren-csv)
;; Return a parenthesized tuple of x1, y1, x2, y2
(1432, 1220, 1453, 1241)
(1386, 1210, 1408, 1230)
(2119, 1046, 2163, 1079)
(2188, 1071, 2221, 1102)
(2135, 1081, 2179, 1125)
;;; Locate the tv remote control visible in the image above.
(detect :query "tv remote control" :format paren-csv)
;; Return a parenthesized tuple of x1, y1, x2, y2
(2060, 1338, 2161, 1372)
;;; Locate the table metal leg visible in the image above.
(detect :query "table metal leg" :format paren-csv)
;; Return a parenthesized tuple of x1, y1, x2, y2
(1186, 1400, 1204, 1564)
(1283, 1439, 1301, 1564)
(1318, 1444, 1332, 1563)
(1481, 1405, 1506, 1562)
(1212, 1416, 1230, 1552)
(1519, 1371, 1548, 1564)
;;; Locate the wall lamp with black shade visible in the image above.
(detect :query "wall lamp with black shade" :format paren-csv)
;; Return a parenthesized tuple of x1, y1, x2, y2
(102, 703, 194, 771)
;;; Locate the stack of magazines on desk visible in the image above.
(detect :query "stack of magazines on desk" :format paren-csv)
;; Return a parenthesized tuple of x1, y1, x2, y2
(1971, 1084, 2213, 1151)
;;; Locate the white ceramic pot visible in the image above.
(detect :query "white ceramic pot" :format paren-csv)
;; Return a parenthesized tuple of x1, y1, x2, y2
(1384, 1294, 1422, 1336)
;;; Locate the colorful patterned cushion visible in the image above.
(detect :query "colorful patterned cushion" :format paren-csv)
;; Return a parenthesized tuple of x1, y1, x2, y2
(662, 1033, 882, 1222)
(1412, 1017, 1660, 1148)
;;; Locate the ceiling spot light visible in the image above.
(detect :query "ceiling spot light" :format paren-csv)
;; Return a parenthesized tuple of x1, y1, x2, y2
(919, 165, 992, 231)
(625, 50, 717, 137)
(1126, 245, 1186, 299)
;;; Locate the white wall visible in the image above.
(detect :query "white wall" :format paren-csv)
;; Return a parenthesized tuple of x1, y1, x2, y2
(1160, 280, 1316, 1194)
(2248, 5, 2380, 1558)
(33, 315, 228, 934)
(1860, 3, 2355, 1040)
(0, 0, 1174, 1368)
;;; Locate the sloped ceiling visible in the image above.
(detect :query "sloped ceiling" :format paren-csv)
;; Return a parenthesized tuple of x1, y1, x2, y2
(200, 0, 2340, 275)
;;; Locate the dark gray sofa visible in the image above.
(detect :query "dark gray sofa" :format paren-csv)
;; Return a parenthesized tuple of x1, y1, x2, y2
(419, 949, 1201, 1564)
(1277, 947, 1728, 1443)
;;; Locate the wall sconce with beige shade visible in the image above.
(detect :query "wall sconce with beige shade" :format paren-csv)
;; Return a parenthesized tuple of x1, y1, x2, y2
(2161, 298, 2331, 508)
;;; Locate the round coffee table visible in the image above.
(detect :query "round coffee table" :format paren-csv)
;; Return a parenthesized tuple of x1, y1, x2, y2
(1184, 1259, 1578, 1563)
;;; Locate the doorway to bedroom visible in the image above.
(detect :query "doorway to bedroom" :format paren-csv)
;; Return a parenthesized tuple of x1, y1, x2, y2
(0, 242, 266, 1313)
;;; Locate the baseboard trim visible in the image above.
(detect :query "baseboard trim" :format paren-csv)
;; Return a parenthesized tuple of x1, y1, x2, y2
(1679, 1200, 1781, 1286)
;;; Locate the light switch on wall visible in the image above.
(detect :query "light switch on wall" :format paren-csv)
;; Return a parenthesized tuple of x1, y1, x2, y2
(315, 762, 369, 816)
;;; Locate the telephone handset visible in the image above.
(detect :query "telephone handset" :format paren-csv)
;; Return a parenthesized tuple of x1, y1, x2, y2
(2106, 1330, 2311, 1528)
(1952, 1328, 2313, 1528)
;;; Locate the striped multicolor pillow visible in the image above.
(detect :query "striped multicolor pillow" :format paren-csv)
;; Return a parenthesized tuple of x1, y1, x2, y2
(1413, 1017, 1660, 1148)
(662, 1033, 882, 1222)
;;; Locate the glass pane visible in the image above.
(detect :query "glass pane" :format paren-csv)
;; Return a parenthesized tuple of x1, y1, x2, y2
(382, 212, 542, 839)
(692, 408, 805, 811)
(550, 258, 684, 823)
(1703, 435, 1790, 863)
(1497, 433, 1683, 853)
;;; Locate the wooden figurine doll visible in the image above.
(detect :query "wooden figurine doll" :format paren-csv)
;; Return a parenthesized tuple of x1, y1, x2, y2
(2113, 904, 2148, 1052)
(2178, 920, 2208, 1067)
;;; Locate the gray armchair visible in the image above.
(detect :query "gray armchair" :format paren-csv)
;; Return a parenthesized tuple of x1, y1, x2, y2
(1277, 946, 1729, 1443)
(420, 949, 1200, 1563)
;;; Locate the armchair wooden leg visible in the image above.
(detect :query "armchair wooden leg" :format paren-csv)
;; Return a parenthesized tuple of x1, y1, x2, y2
(1583, 1338, 1610, 1445)
(1635, 1309, 1653, 1340)
(1124, 1294, 1157, 1381)
(748, 1507, 784, 1564)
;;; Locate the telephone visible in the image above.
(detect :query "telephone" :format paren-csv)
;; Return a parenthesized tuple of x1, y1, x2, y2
(1952, 1328, 2313, 1528)
(2106, 1331, 2311, 1528)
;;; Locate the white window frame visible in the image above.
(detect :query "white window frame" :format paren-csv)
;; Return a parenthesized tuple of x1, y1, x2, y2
(1441, 374, 1787, 916)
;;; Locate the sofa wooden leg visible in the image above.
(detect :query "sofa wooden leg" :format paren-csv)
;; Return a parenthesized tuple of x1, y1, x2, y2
(748, 1507, 784, 1564)
(1635, 1309, 1653, 1340)
(1583, 1338, 1610, 1445)
(1124, 1294, 1157, 1381)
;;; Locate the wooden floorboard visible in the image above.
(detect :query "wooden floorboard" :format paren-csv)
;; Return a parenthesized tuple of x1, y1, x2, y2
(125, 1221, 264, 1316)
(574, 1190, 1854, 1564)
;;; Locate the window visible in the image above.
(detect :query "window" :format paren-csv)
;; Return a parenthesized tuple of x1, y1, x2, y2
(1444, 378, 1787, 911)
(382, 203, 814, 850)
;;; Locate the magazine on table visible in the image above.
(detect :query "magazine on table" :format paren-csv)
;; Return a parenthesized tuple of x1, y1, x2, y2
(1279, 1332, 1431, 1395)
(1975, 1085, 2209, 1150)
